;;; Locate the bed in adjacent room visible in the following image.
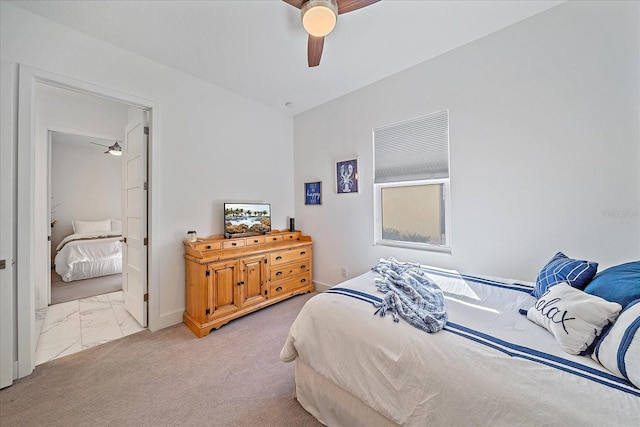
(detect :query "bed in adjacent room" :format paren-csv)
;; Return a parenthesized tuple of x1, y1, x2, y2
(281, 256, 640, 426)
(54, 219, 123, 282)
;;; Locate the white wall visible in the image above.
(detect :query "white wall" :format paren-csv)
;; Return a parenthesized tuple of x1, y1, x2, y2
(293, 0, 640, 288)
(1, 2, 295, 332)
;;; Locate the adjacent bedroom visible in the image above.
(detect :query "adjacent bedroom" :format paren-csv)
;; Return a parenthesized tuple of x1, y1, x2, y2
(49, 131, 123, 305)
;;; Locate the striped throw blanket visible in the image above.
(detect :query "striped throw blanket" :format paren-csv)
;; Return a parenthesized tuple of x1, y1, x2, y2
(371, 258, 447, 333)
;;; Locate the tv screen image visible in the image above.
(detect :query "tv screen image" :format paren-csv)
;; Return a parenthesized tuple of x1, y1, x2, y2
(224, 203, 271, 237)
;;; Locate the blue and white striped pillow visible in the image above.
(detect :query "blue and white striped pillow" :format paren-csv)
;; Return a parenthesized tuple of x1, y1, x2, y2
(592, 299, 640, 388)
(533, 252, 598, 298)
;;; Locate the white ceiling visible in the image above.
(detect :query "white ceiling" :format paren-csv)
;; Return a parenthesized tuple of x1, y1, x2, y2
(10, 0, 563, 115)
(51, 131, 117, 151)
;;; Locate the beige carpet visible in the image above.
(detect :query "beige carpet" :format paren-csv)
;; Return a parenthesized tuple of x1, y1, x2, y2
(51, 270, 123, 304)
(0, 292, 322, 427)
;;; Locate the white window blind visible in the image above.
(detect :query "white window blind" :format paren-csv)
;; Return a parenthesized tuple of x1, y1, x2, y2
(374, 110, 449, 183)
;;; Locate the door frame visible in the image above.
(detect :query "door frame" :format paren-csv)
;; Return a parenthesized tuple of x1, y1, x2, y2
(15, 64, 159, 379)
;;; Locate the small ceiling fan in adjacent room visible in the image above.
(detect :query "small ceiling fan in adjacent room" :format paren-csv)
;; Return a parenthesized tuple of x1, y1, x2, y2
(283, 0, 380, 67)
(88, 140, 122, 156)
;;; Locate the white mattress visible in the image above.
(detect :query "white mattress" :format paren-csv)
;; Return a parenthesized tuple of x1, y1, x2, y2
(54, 232, 122, 282)
(281, 266, 640, 426)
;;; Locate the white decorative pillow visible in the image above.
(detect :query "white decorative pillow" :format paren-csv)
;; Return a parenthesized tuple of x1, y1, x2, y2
(592, 300, 640, 388)
(526, 283, 621, 355)
(111, 219, 122, 232)
(72, 219, 111, 235)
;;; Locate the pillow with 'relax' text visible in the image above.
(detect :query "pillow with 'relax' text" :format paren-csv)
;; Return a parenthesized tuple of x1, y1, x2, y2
(525, 283, 621, 355)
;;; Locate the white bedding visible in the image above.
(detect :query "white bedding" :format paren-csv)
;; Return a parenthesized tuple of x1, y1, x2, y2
(54, 232, 122, 282)
(281, 266, 640, 426)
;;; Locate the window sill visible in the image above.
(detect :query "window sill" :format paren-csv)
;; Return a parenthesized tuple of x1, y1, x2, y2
(375, 239, 452, 254)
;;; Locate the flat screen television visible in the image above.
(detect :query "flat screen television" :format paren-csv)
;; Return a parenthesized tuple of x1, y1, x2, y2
(224, 202, 271, 238)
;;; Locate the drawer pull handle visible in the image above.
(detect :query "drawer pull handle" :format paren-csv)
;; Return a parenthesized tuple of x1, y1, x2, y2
(301, 265, 306, 269)
(275, 256, 282, 260)
(300, 251, 306, 255)
(206, 245, 211, 249)
(253, 239, 259, 243)
(276, 286, 283, 292)
(300, 279, 306, 283)
(276, 271, 283, 276)
(232, 242, 237, 246)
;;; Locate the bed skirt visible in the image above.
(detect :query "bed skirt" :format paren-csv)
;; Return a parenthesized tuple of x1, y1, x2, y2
(294, 359, 398, 427)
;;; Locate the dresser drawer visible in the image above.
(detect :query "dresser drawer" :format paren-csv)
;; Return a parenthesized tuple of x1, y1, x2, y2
(269, 274, 311, 297)
(267, 235, 283, 243)
(269, 260, 310, 281)
(270, 247, 311, 266)
(246, 236, 265, 246)
(193, 241, 221, 252)
(222, 239, 245, 250)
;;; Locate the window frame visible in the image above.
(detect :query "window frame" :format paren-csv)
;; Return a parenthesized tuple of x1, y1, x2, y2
(372, 109, 451, 253)
(373, 178, 451, 252)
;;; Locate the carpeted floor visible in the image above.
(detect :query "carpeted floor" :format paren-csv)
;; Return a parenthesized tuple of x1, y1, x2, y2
(51, 270, 123, 304)
(0, 291, 322, 427)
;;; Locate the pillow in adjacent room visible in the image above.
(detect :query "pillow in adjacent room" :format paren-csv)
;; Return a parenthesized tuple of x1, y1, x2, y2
(72, 219, 112, 235)
(592, 299, 640, 388)
(532, 252, 598, 298)
(525, 283, 621, 355)
(584, 261, 640, 309)
(111, 219, 122, 233)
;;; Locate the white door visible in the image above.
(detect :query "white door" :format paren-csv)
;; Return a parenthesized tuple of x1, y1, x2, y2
(122, 110, 148, 327)
(0, 61, 16, 389)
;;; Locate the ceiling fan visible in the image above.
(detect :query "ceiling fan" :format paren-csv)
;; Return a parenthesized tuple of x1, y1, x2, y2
(283, 0, 380, 67)
(88, 141, 122, 156)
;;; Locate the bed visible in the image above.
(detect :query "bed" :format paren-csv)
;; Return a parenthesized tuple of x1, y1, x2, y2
(280, 257, 640, 426)
(54, 219, 123, 282)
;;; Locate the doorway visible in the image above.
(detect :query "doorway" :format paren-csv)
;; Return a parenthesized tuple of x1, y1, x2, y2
(2, 64, 157, 384)
(35, 129, 146, 365)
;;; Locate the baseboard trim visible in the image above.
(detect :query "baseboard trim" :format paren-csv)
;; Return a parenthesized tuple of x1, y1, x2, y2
(153, 309, 184, 332)
(313, 280, 332, 293)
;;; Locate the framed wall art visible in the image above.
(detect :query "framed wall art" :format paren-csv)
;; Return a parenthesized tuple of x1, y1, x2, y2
(336, 159, 358, 194)
(304, 181, 322, 205)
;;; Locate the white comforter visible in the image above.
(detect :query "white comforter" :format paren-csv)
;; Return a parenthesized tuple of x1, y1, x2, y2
(54, 232, 122, 282)
(281, 266, 640, 426)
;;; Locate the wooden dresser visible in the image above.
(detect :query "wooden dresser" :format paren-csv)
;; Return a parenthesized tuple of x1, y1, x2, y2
(183, 230, 313, 337)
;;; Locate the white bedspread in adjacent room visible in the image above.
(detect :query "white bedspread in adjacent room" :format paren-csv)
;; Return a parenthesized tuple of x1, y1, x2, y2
(54, 232, 122, 282)
(281, 266, 640, 426)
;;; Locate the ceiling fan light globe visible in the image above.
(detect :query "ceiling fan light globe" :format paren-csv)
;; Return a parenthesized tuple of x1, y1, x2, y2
(302, 0, 338, 37)
(107, 141, 122, 156)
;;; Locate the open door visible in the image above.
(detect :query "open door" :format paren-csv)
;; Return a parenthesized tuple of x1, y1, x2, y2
(122, 110, 148, 327)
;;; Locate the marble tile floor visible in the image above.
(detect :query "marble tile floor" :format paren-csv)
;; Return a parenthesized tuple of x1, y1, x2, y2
(35, 291, 145, 366)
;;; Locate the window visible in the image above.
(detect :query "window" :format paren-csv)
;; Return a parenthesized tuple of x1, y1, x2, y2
(373, 110, 450, 251)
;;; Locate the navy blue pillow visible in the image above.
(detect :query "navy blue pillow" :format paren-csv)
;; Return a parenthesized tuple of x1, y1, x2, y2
(532, 252, 598, 298)
(584, 261, 640, 309)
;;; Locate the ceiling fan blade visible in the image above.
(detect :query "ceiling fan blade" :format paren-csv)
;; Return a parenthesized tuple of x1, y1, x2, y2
(308, 35, 324, 67)
(282, 0, 306, 9)
(338, 0, 380, 14)
(88, 141, 108, 148)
